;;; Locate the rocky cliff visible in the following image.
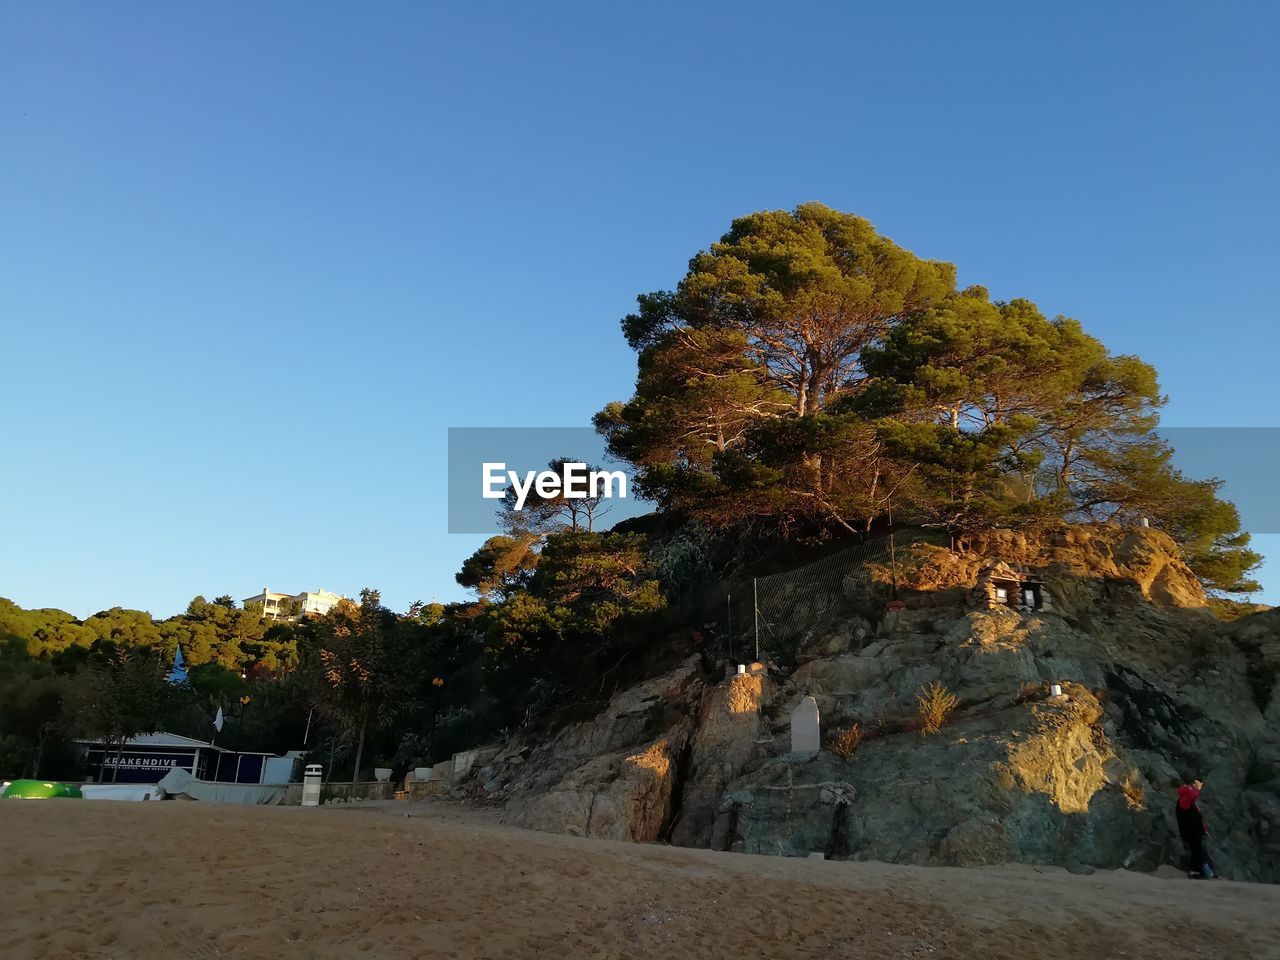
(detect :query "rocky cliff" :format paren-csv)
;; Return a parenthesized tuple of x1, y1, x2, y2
(468, 525, 1280, 882)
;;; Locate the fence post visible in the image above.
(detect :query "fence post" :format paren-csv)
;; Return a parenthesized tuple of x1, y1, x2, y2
(889, 529, 899, 598)
(753, 578, 760, 662)
(726, 592, 733, 662)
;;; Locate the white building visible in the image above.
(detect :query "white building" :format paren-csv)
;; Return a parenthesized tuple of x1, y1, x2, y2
(242, 587, 346, 621)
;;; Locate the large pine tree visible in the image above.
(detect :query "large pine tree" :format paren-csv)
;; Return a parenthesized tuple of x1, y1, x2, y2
(597, 204, 1259, 592)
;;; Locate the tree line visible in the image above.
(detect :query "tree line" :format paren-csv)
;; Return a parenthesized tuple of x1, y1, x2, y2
(0, 593, 472, 783)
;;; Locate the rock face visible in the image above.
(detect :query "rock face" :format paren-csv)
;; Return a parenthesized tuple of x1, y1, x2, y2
(505, 733, 686, 842)
(878, 525, 1210, 617)
(468, 525, 1280, 882)
(711, 753, 857, 858)
(668, 665, 772, 847)
(818, 687, 1163, 871)
(479, 656, 701, 842)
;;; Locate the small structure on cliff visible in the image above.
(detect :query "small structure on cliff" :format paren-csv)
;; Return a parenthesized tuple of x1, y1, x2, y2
(972, 561, 1052, 612)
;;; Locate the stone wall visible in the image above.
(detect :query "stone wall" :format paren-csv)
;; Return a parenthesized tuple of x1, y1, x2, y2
(282, 780, 395, 805)
(406, 779, 448, 801)
(971, 561, 1053, 612)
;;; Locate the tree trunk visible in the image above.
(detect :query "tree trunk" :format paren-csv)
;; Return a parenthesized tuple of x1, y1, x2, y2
(351, 710, 369, 784)
(31, 724, 48, 779)
(1055, 438, 1077, 493)
(112, 739, 126, 783)
(807, 364, 823, 415)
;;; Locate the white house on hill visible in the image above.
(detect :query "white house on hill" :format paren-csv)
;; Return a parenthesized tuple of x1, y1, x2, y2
(241, 587, 346, 621)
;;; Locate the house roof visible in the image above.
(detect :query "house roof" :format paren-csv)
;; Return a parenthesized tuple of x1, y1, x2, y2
(76, 732, 306, 758)
(130, 732, 221, 749)
(76, 731, 231, 752)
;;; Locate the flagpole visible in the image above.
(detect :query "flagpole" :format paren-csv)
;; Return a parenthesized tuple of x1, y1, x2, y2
(210, 706, 226, 782)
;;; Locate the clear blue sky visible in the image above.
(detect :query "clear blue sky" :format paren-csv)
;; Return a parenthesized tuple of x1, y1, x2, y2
(2, 2, 1277, 618)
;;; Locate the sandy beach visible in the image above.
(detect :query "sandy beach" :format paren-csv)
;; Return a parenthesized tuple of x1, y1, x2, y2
(1, 799, 1277, 960)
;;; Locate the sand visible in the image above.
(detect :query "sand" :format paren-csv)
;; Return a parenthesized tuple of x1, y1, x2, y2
(1, 799, 1277, 960)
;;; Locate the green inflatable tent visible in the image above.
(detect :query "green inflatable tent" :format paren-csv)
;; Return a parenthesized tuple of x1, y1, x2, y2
(2, 779, 83, 799)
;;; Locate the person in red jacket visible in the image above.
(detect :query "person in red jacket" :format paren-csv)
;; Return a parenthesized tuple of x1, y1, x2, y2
(1175, 780, 1216, 879)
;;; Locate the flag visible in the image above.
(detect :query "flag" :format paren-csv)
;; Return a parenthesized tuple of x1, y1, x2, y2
(214, 707, 225, 733)
(166, 645, 189, 685)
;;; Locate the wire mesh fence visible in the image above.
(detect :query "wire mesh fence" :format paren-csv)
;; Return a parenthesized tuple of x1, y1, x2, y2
(741, 529, 953, 664)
